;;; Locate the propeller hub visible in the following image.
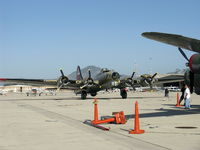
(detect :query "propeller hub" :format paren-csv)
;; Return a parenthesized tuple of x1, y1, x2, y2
(61, 76, 69, 84)
(57, 69, 69, 89)
(87, 78, 94, 85)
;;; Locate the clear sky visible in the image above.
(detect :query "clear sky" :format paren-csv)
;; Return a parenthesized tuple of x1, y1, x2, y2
(0, 0, 200, 78)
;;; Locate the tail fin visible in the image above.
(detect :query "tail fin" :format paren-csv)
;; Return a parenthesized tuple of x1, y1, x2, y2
(76, 65, 83, 80)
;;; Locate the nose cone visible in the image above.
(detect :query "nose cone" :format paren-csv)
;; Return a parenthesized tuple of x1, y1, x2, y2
(112, 72, 120, 80)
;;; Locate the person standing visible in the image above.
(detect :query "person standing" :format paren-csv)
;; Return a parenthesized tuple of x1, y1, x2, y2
(184, 84, 191, 109)
(165, 88, 169, 98)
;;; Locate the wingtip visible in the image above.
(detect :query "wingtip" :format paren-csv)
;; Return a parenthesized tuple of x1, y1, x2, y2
(141, 32, 148, 37)
(141, 32, 158, 38)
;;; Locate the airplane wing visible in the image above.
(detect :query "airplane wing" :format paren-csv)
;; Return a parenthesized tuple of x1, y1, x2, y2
(154, 74, 184, 85)
(117, 72, 184, 89)
(0, 77, 101, 92)
(142, 32, 200, 53)
(0, 78, 58, 86)
(0, 78, 82, 90)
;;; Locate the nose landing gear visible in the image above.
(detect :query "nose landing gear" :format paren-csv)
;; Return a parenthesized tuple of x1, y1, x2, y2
(120, 89, 127, 99)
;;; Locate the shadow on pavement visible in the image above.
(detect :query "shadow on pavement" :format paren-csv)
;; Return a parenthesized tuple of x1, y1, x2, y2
(126, 105, 200, 120)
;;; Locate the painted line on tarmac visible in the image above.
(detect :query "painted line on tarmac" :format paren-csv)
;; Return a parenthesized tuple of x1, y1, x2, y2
(13, 101, 172, 150)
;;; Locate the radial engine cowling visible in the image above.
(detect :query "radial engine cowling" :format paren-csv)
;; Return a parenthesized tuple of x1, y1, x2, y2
(57, 76, 69, 87)
(189, 54, 200, 74)
(112, 72, 120, 80)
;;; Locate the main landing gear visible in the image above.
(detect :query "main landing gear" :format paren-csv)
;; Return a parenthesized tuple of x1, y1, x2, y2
(81, 91, 87, 100)
(120, 89, 127, 99)
(80, 91, 97, 100)
(90, 92, 97, 97)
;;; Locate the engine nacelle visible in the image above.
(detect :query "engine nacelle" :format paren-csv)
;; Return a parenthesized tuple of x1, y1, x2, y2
(184, 69, 200, 95)
(189, 54, 200, 74)
(140, 79, 149, 87)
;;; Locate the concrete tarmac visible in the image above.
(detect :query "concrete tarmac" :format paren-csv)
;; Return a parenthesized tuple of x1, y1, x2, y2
(0, 91, 200, 150)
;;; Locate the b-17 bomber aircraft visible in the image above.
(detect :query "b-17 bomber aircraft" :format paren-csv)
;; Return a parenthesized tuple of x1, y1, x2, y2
(142, 32, 200, 95)
(0, 66, 183, 99)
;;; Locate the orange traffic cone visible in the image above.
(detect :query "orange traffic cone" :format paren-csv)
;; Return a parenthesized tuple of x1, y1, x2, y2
(129, 101, 145, 134)
(92, 98, 99, 124)
(175, 93, 182, 107)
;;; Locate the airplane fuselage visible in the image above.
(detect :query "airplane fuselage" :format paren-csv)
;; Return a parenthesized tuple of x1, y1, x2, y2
(74, 69, 121, 98)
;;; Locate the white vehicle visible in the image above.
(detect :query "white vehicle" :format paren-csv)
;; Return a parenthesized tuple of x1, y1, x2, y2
(26, 88, 56, 96)
(165, 87, 180, 92)
(0, 89, 8, 95)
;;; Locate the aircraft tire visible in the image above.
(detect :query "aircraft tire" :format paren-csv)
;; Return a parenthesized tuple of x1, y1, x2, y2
(91, 92, 97, 97)
(120, 89, 127, 99)
(81, 91, 87, 100)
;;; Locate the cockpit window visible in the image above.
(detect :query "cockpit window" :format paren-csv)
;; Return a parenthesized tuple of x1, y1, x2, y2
(101, 68, 110, 73)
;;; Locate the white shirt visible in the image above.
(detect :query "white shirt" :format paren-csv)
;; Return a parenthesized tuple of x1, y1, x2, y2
(184, 87, 191, 99)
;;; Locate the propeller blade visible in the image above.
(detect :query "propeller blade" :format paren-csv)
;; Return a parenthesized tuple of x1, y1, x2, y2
(149, 84, 153, 90)
(60, 69, 65, 77)
(178, 47, 189, 62)
(57, 83, 63, 92)
(131, 72, 135, 79)
(151, 73, 157, 80)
